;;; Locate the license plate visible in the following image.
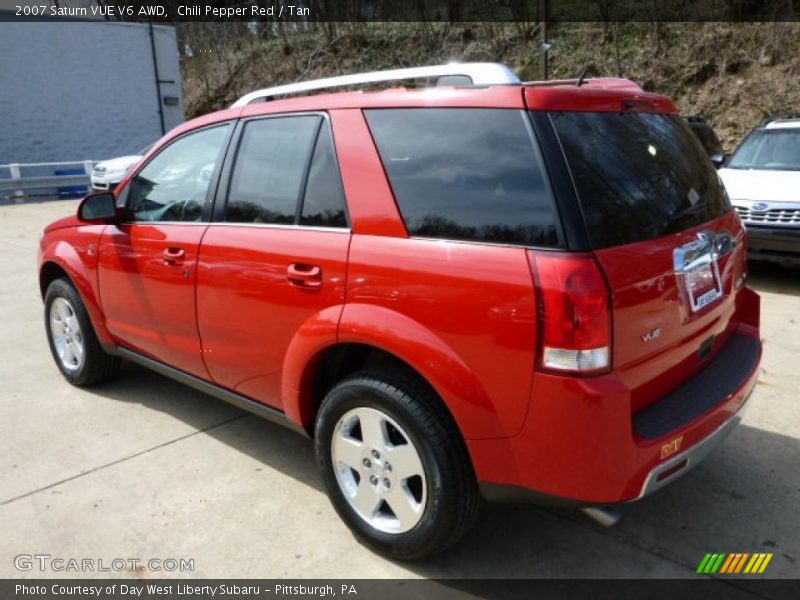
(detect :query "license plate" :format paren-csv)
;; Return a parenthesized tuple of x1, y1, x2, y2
(674, 232, 723, 313)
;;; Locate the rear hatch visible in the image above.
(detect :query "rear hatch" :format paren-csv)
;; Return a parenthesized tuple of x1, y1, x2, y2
(547, 109, 748, 413)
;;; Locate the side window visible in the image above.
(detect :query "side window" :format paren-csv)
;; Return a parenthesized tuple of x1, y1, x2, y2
(226, 116, 320, 224)
(126, 125, 230, 222)
(365, 108, 560, 247)
(300, 124, 348, 227)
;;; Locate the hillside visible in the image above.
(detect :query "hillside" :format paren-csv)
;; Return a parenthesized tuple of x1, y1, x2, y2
(181, 22, 800, 150)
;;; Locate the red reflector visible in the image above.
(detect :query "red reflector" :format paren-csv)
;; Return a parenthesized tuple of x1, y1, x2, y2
(656, 459, 689, 482)
(529, 252, 612, 374)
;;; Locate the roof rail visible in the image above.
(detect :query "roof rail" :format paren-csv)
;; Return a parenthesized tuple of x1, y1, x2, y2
(230, 62, 521, 107)
(759, 114, 800, 127)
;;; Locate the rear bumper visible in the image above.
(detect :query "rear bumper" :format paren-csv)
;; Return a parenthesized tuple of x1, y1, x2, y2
(469, 300, 762, 505)
(745, 225, 800, 265)
(636, 389, 750, 499)
(479, 392, 752, 506)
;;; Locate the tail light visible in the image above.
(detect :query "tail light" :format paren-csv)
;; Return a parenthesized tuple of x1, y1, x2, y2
(529, 252, 612, 374)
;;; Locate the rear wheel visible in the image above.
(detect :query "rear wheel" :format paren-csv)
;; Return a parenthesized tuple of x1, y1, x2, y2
(315, 369, 480, 560)
(44, 278, 120, 386)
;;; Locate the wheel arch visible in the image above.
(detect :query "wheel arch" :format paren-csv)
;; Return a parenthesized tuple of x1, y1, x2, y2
(39, 260, 70, 298)
(39, 245, 113, 346)
(281, 303, 505, 440)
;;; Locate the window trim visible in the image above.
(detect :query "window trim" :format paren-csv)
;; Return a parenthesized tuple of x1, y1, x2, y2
(116, 121, 236, 225)
(214, 111, 351, 230)
(364, 107, 565, 250)
(530, 111, 590, 251)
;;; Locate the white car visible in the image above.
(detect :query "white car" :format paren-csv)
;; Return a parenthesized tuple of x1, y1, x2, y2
(90, 144, 152, 191)
(719, 117, 800, 266)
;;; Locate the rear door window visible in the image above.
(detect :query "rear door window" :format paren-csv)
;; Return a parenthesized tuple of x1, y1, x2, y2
(365, 108, 561, 247)
(299, 124, 348, 227)
(550, 111, 730, 249)
(226, 116, 320, 224)
(225, 115, 348, 227)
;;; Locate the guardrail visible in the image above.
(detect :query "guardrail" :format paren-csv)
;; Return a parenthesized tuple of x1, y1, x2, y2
(0, 161, 96, 202)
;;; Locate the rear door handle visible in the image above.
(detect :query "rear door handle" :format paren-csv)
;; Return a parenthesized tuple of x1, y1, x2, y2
(163, 247, 186, 265)
(287, 263, 322, 289)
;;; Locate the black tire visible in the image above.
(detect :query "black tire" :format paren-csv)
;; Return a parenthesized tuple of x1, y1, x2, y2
(44, 278, 120, 386)
(315, 368, 481, 560)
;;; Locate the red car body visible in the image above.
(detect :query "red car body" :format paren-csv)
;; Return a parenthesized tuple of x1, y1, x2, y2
(39, 79, 761, 506)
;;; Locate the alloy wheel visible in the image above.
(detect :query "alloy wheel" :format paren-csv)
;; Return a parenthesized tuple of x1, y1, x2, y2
(331, 406, 427, 534)
(49, 297, 84, 372)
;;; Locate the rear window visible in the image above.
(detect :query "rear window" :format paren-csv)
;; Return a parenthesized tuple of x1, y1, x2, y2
(365, 108, 560, 247)
(550, 111, 730, 249)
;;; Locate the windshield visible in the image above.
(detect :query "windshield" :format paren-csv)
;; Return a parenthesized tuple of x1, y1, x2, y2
(549, 111, 730, 249)
(727, 129, 800, 170)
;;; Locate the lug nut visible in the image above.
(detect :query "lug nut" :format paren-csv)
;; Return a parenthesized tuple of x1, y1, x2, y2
(383, 478, 391, 488)
(369, 475, 378, 486)
(362, 458, 371, 468)
(384, 462, 392, 472)
(371, 449, 380, 459)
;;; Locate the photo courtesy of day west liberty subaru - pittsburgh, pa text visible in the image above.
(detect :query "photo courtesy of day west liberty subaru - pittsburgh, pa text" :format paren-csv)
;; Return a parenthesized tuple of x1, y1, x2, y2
(15, 582, 351, 597)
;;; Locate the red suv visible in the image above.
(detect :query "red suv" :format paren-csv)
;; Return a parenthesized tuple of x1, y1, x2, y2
(39, 63, 761, 559)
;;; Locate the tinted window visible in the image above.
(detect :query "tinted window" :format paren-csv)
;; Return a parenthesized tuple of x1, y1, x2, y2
(226, 116, 320, 224)
(365, 109, 560, 247)
(126, 125, 229, 222)
(300, 124, 348, 227)
(550, 112, 730, 249)
(727, 129, 800, 170)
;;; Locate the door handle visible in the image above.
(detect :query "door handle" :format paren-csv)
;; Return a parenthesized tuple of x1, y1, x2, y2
(287, 263, 322, 289)
(163, 247, 186, 265)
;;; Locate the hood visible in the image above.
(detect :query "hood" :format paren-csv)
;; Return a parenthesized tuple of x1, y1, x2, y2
(44, 214, 81, 233)
(94, 155, 142, 172)
(719, 167, 800, 202)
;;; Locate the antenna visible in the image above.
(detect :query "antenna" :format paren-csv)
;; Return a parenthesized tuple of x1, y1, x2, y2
(576, 65, 596, 87)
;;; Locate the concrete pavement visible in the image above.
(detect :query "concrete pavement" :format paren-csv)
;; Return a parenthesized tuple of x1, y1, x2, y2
(1, 200, 798, 586)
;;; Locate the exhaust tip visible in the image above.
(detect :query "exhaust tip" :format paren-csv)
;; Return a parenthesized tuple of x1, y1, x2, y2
(580, 506, 622, 527)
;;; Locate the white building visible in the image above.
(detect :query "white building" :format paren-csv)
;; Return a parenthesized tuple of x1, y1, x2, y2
(0, 20, 185, 164)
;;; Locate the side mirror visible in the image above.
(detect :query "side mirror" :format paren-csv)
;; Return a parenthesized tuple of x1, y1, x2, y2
(710, 153, 726, 169)
(78, 191, 118, 223)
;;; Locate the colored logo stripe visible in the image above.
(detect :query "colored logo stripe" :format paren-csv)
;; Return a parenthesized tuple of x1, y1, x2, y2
(722, 553, 749, 573)
(697, 553, 725, 573)
(698, 553, 773, 574)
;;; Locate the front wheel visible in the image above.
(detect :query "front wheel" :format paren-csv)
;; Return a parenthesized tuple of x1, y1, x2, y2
(315, 369, 480, 560)
(44, 278, 120, 386)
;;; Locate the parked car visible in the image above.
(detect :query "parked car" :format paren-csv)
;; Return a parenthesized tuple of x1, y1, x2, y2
(684, 115, 727, 167)
(38, 63, 761, 560)
(719, 116, 800, 265)
(90, 144, 152, 191)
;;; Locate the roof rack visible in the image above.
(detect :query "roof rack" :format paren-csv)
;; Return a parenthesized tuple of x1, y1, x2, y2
(759, 114, 800, 127)
(230, 62, 521, 107)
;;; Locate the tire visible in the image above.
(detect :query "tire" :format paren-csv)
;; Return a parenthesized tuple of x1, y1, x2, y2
(315, 368, 481, 560)
(44, 278, 120, 386)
